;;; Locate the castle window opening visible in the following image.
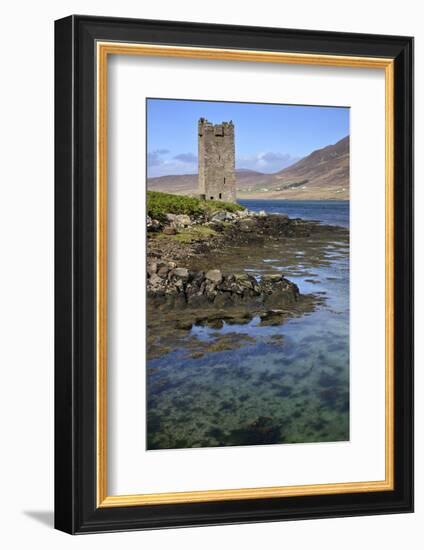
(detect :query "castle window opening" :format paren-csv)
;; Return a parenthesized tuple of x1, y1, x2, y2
(219, 193, 222, 199)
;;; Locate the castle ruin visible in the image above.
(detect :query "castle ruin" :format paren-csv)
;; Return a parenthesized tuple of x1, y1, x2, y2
(198, 118, 236, 203)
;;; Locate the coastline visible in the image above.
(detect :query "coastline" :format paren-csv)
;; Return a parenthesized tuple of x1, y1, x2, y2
(146, 197, 348, 357)
(146, 195, 350, 450)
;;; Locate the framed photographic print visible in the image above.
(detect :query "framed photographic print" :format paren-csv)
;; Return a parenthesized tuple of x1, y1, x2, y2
(54, 15, 414, 534)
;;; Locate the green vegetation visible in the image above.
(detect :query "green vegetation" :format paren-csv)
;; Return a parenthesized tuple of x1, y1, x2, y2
(282, 179, 309, 190)
(173, 226, 218, 243)
(153, 225, 218, 243)
(147, 191, 244, 222)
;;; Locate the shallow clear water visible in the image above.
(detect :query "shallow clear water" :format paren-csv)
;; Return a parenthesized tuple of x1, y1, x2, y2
(147, 201, 349, 450)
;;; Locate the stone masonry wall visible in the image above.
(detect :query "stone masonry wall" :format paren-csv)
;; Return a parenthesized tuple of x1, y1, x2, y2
(198, 118, 236, 202)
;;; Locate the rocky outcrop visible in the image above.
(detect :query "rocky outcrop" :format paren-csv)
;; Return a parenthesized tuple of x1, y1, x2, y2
(165, 213, 192, 227)
(146, 207, 345, 328)
(147, 207, 260, 235)
(147, 261, 299, 312)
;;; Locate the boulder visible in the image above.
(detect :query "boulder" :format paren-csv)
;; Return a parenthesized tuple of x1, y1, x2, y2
(211, 210, 238, 223)
(205, 269, 223, 284)
(233, 273, 250, 281)
(232, 273, 256, 291)
(148, 273, 162, 288)
(174, 279, 184, 290)
(173, 267, 189, 280)
(157, 265, 170, 278)
(210, 221, 225, 232)
(147, 265, 300, 313)
(236, 210, 249, 218)
(147, 216, 161, 232)
(163, 226, 177, 235)
(174, 214, 192, 227)
(147, 262, 157, 276)
(211, 211, 227, 222)
(175, 319, 193, 330)
(262, 274, 283, 282)
(239, 219, 256, 232)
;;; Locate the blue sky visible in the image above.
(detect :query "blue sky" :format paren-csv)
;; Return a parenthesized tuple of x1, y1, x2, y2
(147, 98, 349, 177)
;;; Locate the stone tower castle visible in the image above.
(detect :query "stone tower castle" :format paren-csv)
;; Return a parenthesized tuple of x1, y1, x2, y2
(198, 118, 236, 203)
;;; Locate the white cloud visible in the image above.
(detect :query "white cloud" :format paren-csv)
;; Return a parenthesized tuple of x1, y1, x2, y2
(173, 153, 197, 163)
(236, 152, 299, 173)
(147, 149, 170, 168)
(147, 150, 299, 177)
(148, 150, 198, 177)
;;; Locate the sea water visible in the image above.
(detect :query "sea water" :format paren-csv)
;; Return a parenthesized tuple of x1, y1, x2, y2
(147, 200, 350, 450)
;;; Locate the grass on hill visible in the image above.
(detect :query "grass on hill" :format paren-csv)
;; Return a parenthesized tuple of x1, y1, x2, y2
(147, 191, 244, 222)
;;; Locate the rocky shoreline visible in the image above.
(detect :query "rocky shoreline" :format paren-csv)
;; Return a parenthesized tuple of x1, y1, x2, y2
(147, 209, 299, 316)
(147, 208, 319, 262)
(145, 193, 350, 450)
(148, 266, 299, 311)
(146, 206, 346, 335)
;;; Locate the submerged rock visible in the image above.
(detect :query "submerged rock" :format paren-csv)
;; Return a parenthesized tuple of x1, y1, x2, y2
(229, 416, 283, 445)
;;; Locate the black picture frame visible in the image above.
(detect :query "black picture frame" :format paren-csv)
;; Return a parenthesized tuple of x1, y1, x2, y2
(55, 14, 414, 534)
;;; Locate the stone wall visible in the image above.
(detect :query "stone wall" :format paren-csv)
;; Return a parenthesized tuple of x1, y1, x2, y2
(198, 118, 236, 202)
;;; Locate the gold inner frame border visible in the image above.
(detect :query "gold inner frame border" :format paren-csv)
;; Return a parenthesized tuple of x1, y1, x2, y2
(96, 42, 394, 508)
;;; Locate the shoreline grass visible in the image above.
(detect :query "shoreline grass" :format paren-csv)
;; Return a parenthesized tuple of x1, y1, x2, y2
(147, 191, 245, 222)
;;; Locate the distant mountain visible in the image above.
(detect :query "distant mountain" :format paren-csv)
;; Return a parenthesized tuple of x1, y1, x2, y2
(147, 169, 274, 195)
(256, 136, 350, 200)
(147, 136, 349, 200)
(147, 173, 198, 195)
